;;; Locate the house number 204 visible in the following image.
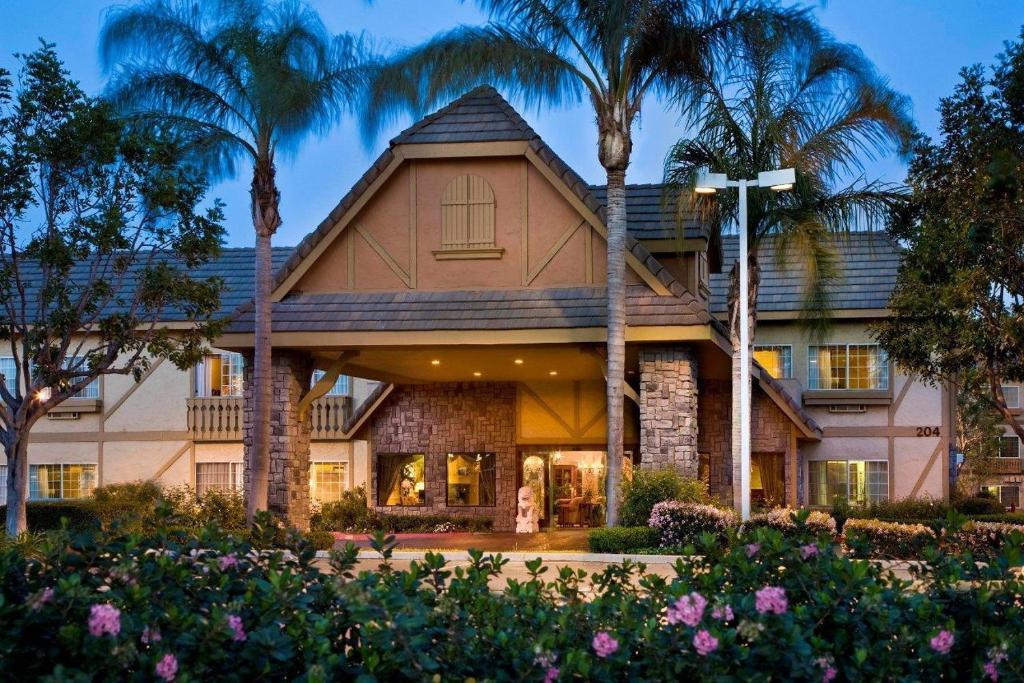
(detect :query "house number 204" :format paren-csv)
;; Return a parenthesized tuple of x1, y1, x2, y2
(916, 427, 941, 437)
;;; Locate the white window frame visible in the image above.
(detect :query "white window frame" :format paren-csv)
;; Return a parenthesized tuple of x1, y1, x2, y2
(194, 462, 243, 496)
(0, 356, 100, 399)
(808, 459, 888, 507)
(807, 343, 889, 391)
(0, 356, 19, 395)
(309, 461, 348, 503)
(28, 463, 98, 500)
(1001, 385, 1020, 410)
(998, 436, 1021, 459)
(753, 344, 793, 379)
(311, 371, 351, 397)
(982, 484, 1020, 509)
(195, 353, 245, 398)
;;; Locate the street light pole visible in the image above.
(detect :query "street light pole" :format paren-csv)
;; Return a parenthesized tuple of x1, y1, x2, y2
(696, 168, 795, 521)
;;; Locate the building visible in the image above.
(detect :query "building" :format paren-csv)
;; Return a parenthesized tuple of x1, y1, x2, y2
(0, 87, 958, 528)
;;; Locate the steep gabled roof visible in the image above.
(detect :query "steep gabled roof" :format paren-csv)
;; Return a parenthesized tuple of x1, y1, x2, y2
(390, 85, 536, 144)
(589, 184, 706, 243)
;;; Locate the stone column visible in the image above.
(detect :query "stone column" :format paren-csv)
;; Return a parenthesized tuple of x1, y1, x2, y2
(638, 345, 699, 477)
(243, 350, 313, 531)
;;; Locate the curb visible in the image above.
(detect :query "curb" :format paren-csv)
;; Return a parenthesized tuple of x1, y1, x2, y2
(315, 549, 685, 564)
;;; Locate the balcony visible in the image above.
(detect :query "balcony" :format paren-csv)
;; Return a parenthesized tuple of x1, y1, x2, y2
(982, 458, 1023, 475)
(186, 395, 352, 442)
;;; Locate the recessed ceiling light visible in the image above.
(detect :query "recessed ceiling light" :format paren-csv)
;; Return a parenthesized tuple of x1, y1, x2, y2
(473, 371, 482, 377)
(514, 359, 524, 365)
(431, 359, 441, 366)
(549, 370, 558, 376)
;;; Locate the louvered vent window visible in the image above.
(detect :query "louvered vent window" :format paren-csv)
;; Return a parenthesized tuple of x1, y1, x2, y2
(441, 175, 496, 250)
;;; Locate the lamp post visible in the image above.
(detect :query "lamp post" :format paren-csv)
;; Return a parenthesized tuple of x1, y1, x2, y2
(695, 168, 795, 521)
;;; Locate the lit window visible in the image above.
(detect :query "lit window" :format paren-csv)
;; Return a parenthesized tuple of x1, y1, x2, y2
(195, 353, 244, 397)
(377, 453, 425, 506)
(808, 460, 887, 506)
(446, 452, 496, 506)
(441, 175, 496, 250)
(808, 344, 888, 390)
(999, 437, 1021, 459)
(982, 485, 1020, 509)
(754, 345, 792, 378)
(1002, 385, 1020, 409)
(309, 461, 347, 503)
(195, 462, 243, 496)
(29, 464, 97, 500)
(311, 371, 350, 396)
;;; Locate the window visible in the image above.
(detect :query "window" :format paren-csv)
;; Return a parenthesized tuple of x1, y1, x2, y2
(311, 371, 350, 397)
(982, 485, 1020, 509)
(808, 460, 888, 506)
(754, 345, 792, 379)
(195, 462, 243, 496)
(377, 453, 425, 506)
(309, 461, 347, 503)
(808, 344, 889, 390)
(446, 452, 496, 506)
(29, 464, 97, 500)
(0, 465, 6, 505)
(0, 356, 99, 399)
(999, 436, 1021, 459)
(61, 357, 100, 399)
(0, 357, 17, 395)
(195, 353, 244, 397)
(441, 174, 496, 250)
(1002, 385, 1020, 409)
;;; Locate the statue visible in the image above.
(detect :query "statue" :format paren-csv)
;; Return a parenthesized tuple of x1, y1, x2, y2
(515, 485, 539, 533)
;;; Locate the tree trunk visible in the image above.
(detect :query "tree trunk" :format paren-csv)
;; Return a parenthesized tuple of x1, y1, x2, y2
(5, 436, 30, 536)
(727, 253, 760, 510)
(247, 154, 281, 525)
(604, 167, 628, 527)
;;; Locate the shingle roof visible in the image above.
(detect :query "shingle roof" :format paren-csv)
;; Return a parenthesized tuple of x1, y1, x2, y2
(224, 284, 711, 334)
(709, 232, 902, 315)
(588, 184, 705, 242)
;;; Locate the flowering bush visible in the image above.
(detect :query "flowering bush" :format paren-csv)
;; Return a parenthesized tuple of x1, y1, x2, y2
(0, 521, 1023, 680)
(944, 520, 1024, 560)
(744, 508, 837, 539)
(649, 501, 738, 547)
(619, 470, 709, 527)
(843, 518, 937, 559)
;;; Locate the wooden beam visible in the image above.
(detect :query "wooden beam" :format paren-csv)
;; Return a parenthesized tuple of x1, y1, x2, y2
(102, 357, 165, 421)
(151, 442, 191, 481)
(525, 220, 584, 284)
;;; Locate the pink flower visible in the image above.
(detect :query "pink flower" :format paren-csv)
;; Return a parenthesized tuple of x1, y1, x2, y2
(666, 592, 707, 627)
(692, 629, 718, 656)
(29, 586, 54, 610)
(711, 605, 734, 622)
(930, 629, 954, 655)
(745, 543, 760, 558)
(543, 665, 560, 683)
(984, 661, 999, 682)
(227, 614, 247, 642)
(88, 603, 121, 637)
(800, 544, 819, 560)
(592, 631, 619, 658)
(754, 586, 788, 615)
(822, 666, 837, 683)
(218, 553, 239, 571)
(155, 653, 178, 681)
(141, 627, 162, 645)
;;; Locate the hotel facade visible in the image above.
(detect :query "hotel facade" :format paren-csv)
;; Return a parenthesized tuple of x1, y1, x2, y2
(1, 88, 968, 529)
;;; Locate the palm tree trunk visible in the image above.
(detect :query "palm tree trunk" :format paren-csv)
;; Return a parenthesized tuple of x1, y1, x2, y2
(4, 434, 30, 536)
(728, 253, 760, 510)
(604, 167, 627, 527)
(247, 154, 281, 525)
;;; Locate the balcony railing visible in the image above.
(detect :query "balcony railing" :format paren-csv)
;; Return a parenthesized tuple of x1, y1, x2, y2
(186, 395, 352, 442)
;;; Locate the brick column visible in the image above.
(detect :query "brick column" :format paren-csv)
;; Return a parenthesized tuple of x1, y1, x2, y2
(243, 350, 313, 531)
(638, 346, 699, 477)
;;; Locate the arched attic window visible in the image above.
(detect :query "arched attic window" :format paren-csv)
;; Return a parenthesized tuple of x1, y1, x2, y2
(436, 174, 504, 259)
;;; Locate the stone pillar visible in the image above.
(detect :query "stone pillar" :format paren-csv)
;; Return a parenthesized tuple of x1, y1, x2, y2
(638, 346, 699, 476)
(243, 350, 313, 531)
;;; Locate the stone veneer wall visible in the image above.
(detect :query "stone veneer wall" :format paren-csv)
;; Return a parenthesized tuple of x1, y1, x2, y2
(638, 346, 699, 477)
(369, 382, 517, 531)
(242, 350, 314, 531)
(699, 379, 796, 507)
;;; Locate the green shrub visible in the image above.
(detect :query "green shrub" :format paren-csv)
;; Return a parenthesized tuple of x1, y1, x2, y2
(587, 526, 661, 553)
(311, 486, 373, 532)
(842, 518, 937, 559)
(943, 520, 1024, 560)
(304, 529, 337, 551)
(375, 514, 493, 533)
(970, 512, 1024, 524)
(953, 495, 1005, 516)
(619, 470, 709, 527)
(849, 497, 951, 522)
(0, 502, 99, 532)
(649, 501, 737, 547)
(90, 481, 164, 531)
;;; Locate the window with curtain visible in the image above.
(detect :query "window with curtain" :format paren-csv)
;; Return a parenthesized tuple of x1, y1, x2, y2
(753, 345, 792, 378)
(808, 344, 889, 390)
(311, 371, 350, 396)
(195, 353, 244, 397)
(195, 462, 243, 496)
(309, 461, 347, 502)
(999, 437, 1021, 459)
(808, 460, 887, 506)
(377, 453, 425, 506)
(982, 485, 1020, 508)
(61, 357, 100, 399)
(29, 464, 97, 500)
(446, 452, 496, 506)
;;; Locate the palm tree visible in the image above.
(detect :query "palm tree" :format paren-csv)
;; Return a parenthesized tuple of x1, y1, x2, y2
(100, 0, 371, 524)
(663, 21, 913, 506)
(363, 0, 809, 525)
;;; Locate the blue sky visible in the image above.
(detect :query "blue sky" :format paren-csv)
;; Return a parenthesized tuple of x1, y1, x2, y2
(2, 0, 1023, 247)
